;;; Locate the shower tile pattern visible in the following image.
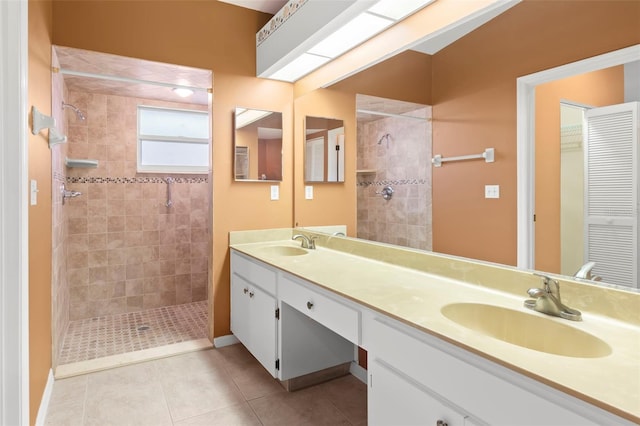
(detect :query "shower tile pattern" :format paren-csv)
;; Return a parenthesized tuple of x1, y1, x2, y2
(58, 300, 208, 365)
(357, 106, 433, 250)
(65, 90, 210, 321)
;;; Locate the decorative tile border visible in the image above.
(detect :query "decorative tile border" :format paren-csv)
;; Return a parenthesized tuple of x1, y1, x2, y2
(66, 176, 208, 184)
(257, 0, 308, 46)
(357, 178, 428, 188)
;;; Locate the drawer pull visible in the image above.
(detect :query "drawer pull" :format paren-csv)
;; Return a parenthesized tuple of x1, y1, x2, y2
(249, 291, 254, 298)
(436, 420, 448, 426)
(243, 288, 249, 294)
(306, 301, 314, 310)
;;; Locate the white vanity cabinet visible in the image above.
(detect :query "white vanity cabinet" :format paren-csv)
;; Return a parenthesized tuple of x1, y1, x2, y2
(230, 250, 355, 381)
(369, 359, 470, 426)
(230, 245, 635, 425)
(364, 315, 630, 426)
(230, 251, 278, 376)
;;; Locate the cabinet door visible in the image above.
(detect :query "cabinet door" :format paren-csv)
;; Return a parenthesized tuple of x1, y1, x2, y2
(230, 274, 250, 347)
(369, 359, 466, 426)
(231, 275, 277, 377)
(247, 285, 278, 377)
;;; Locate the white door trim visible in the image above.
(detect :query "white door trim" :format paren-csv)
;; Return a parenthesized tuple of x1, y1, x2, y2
(516, 44, 640, 269)
(0, 0, 30, 424)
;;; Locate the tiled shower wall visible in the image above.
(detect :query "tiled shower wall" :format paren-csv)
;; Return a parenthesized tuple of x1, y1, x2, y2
(64, 90, 210, 321)
(51, 49, 70, 367)
(357, 107, 433, 250)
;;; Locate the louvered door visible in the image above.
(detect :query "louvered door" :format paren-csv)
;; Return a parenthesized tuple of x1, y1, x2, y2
(584, 102, 639, 288)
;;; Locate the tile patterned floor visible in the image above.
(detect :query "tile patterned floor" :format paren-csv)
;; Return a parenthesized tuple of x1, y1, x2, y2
(45, 344, 368, 426)
(58, 301, 208, 365)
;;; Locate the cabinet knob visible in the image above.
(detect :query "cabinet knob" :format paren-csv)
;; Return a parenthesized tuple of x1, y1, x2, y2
(243, 288, 248, 294)
(249, 291, 254, 298)
(436, 420, 448, 426)
(306, 301, 313, 310)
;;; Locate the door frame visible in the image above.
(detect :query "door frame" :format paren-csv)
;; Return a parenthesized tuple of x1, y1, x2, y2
(0, 0, 30, 424)
(516, 44, 640, 269)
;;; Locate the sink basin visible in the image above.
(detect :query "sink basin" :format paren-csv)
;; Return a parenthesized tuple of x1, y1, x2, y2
(256, 245, 308, 257)
(441, 303, 611, 358)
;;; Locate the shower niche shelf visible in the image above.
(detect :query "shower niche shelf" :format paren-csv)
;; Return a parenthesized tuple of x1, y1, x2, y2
(65, 158, 99, 168)
(356, 169, 377, 175)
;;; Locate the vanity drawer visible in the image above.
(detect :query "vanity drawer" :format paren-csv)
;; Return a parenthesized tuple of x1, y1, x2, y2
(279, 274, 360, 344)
(231, 250, 277, 295)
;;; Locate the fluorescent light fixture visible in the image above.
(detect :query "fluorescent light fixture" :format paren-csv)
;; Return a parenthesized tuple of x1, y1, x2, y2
(308, 12, 394, 58)
(369, 0, 436, 20)
(257, 0, 436, 82)
(172, 87, 194, 97)
(269, 53, 332, 82)
(235, 109, 272, 128)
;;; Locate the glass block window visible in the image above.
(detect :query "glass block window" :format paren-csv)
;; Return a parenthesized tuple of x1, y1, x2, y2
(137, 106, 210, 173)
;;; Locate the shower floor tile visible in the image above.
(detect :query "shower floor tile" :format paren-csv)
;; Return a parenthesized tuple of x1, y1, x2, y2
(58, 300, 208, 365)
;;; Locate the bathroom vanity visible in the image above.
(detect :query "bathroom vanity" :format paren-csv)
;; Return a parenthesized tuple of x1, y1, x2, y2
(229, 229, 639, 426)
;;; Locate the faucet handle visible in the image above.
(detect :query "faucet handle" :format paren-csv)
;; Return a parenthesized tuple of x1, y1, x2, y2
(533, 272, 560, 298)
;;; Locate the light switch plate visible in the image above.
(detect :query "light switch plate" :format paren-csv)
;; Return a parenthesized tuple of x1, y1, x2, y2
(305, 185, 313, 200)
(270, 185, 279, 201)
(30, 180, 38, 205)
(485, 184, 500, 199)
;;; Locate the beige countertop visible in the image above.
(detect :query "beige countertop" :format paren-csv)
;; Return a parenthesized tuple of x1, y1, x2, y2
(229, 230, 640, 423)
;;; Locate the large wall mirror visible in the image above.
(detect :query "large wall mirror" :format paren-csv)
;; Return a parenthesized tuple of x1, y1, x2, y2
(304, 116, 345, 183)
(234, 107, 283, 181)
(292, 5, 639, 292)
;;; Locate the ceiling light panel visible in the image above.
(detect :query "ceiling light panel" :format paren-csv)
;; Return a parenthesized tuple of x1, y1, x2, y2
(236, 109, 273, 128)
(268, 53, 332, 82)
(307, 12, 394, 59)
(368, 0, 436, 20)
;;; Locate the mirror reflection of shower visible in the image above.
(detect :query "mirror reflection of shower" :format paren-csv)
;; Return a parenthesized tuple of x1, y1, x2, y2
(62, 101, 86, 121)
(356, 94, 433, 251)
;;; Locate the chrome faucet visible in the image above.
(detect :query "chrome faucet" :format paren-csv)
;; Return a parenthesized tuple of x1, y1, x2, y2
(574, 261, 602, 281)
(524, 273, 582, 321)
(292, 234, 316, 249)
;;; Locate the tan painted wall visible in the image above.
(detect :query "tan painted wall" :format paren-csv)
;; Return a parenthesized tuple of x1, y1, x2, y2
(431, 0, 640, 266)
(330, 50, 432, 105)
(52, 2, 293, 338)
(293, 89, 357, 233)
(534, 66, 624, 273)
(212, 73, 293, 337)
(28, 0, 53, 422)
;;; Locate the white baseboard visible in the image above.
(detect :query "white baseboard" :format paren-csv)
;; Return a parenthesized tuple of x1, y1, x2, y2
(35, 369, 54, 426)
(350, 361, 367, 385)
(213, 334, 239, 348)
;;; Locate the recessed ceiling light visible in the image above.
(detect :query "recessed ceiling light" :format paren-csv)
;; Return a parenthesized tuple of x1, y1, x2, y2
(173, 87, 194, 97)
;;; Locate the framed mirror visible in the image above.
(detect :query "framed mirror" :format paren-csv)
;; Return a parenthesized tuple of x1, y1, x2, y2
(304, 116, 345, 183)
(234, 107, 283, 181)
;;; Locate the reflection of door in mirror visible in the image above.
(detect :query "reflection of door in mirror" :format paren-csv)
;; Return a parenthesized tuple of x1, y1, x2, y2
(559, 103, 586, 277)
(234, 107, 283, 181)
(235, 146, 249, 179)
(535, 65, 640, 288)
(305, 137, 324, 181)
(582, 102, 639, 288)
(356, 94, 433, 250)
(304, 116, 345, 183)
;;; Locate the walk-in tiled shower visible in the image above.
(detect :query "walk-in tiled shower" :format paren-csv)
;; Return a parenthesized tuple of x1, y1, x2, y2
(51, 46, 212, 370)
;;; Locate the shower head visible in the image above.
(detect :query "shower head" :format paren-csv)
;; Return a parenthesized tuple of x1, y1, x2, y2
(62, 101, 86, 121)
(378, 133, 391, 147)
